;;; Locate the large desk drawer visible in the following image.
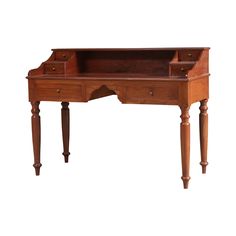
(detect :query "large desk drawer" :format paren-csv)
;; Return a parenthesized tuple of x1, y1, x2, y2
(125, 84, 179, 104)
(29, 80, 83, 101)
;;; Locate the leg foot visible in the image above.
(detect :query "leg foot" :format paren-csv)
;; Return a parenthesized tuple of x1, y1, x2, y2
(199, 99, 208, 174)
(200, 162, 208, 174)
(61, 102, 70, 163)
(31, 101, 41, 175)
(33, 163, 42, 176)
(180, 106, 191, 189)
(181, 176, 191, 189)
(63, 152, 70, 163)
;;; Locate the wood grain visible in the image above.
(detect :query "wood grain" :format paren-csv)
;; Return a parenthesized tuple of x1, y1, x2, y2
(31, 101, 41, 175)
(199, 99, 208, 173)
(27, 48, 210, 188)
(180, 106, 191, 189)
(61, 102, 70, 163)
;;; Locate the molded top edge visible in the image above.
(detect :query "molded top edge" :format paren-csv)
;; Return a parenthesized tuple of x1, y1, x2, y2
(52, 47, 210, 51)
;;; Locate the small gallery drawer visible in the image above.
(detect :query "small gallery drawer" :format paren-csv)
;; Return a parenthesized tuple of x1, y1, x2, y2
(44, 62, 65, 74)
(54, 51, 73, 61)
(31, 80, 83, 101)
(178, 50, 202, 61)
(125, 85, 179, 104)
(170, 63, 195, 76)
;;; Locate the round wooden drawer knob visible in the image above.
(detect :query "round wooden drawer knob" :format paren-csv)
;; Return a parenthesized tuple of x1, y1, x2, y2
(188, 53, 192, 57)
(52, 67, 56, 71)
(149, 90, 154, 96)
(56, 89, 61, 93)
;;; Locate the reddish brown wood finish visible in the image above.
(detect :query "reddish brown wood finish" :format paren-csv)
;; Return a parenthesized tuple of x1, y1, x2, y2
(31, 101, 41, 175)
(27, 48, 210, 188)
(180, 106, 191, 189)
(199, 99, 208, 173)
(61, 102, 70, 163)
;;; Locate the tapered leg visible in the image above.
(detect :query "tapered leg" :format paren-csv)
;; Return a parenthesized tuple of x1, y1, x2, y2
(31, 101, 42, 175)
(61, 102, 70, 163)
(199, 99, 208, 174)
(180, 106, 191, 189)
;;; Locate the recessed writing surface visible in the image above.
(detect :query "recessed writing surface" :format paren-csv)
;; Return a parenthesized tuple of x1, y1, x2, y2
(77, 50, 176, 75)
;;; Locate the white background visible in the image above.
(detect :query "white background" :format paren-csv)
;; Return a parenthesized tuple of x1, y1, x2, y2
(0, 0, 235, 235)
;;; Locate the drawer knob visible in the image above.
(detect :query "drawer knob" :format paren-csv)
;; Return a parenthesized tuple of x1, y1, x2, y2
(63, 54, 67, 59)
(188, 53, 192, 57)
(180, 67, 185, 72)
(149, 90, 154, 96)
(52, 67, 56, 71)
(56, 89, 61, 93)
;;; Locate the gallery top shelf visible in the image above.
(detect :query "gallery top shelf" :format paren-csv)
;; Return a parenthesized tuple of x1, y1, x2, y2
(27, 48, 209, 80)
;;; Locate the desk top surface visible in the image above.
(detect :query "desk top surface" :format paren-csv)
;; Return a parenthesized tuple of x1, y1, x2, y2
(52, 47, 210, 51)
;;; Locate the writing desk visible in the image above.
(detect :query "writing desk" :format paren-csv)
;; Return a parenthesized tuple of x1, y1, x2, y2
(27, 48, 210, 188)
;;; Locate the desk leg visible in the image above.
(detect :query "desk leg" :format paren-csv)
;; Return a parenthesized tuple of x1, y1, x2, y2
(199, 99, 208, 173)
(31, 101, 42, 175)
(180, 106, 191, 189)
(61, 102, 70, 163)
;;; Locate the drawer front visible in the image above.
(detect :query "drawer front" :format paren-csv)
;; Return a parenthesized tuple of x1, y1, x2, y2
(178, 50, 202, 61)
(30, 80, 83, 101)
(44, 62, 65, 74)
(126, 85, 179, 104)
(54, 51, 73, 61)
(170, 63, 195, 76)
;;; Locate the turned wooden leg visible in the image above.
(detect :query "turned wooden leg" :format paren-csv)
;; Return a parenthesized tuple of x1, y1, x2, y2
(180, 106, 191, 189)
(61, 102, 70, 163)
(199, 99, 208, 174)
(31, 101, 42, 175)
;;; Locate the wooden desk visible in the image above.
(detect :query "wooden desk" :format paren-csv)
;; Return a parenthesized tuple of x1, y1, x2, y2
(27, 48, 210, 188)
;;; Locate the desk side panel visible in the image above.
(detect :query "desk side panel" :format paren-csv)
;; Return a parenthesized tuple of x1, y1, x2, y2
(189, 76, 209, 104)
(187, 49, 209, 78)
(28, 53, 54, 76)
